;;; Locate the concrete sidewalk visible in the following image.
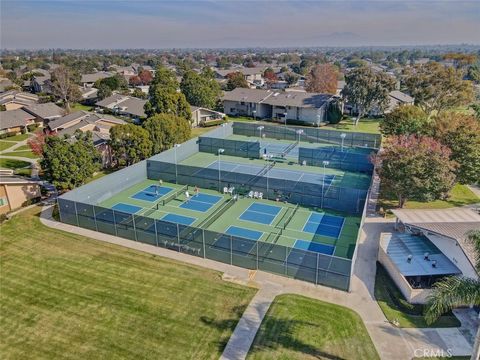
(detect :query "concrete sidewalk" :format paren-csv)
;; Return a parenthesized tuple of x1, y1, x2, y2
(39, 205, 476, 360)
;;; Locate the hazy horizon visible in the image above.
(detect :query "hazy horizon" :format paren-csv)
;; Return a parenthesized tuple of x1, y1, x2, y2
(1, 1, 479, 49)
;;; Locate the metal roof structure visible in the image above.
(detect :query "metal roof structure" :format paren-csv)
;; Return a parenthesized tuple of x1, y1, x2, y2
(380, 233, 461, 277)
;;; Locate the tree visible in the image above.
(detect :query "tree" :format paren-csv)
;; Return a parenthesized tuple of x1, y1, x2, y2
(305, 64, 338, 94)
(138, 69, 153, 85)
(132, 88, 148, 99)
(374, 135, 456, 208)
(284, 72, 299, 86)
(263, 68, 277, 85)
(27, 131, 47, 156)
(380, 105, 431, 136)
(425, 230, 480, 360)
(225, 72, 249, 91)
(109, 123, 152, 166)
(41, 131, 100, 190)
(403, 62, 474, 116)
(50, 65, 81, 112)
(129, 75, 142, 87)
(95, 73, 128, 91)
(144, 66, 191, 120)
(180, 69, 221, 109)
(143, 113, 191, 154)
(342, 66, 396, 122)
(470, 104, 480, 120)
(433, 113, 480, 184)
(97, 83, 112, 100)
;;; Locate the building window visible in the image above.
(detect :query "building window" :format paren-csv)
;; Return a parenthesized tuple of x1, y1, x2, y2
(0, 197, 8, 206)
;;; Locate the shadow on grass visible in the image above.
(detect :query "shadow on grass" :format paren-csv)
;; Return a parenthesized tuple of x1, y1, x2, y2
(201, 302, 345, 360)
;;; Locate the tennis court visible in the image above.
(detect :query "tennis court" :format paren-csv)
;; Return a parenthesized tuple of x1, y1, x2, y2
(162, 213, 196, 226)
(131, 185, 173, 202)
(112, 203, 142, 214)
(225, 225, 263, 241)
(293, 239, 335, 255)
(303, 212, 345, 239)
(206, 160, 336, 187)
(179, 193, 222, 212)
(239, 202, 282, 225)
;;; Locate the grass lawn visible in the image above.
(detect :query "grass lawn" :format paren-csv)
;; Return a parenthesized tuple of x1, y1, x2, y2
(0, 140, 16, 151)
(374, 263, 460, 328)
(0, 158, 31, 169)
(321, 117, 382, 134)
(2, 133, 31, 142)
(378, 184, 479, 215)
(0, 206, 257, 359)
(11, 144, 31, 151)
(247, 294, 379, 360)
(13, 168, 32, 177)
(3, 150, 40, 159)
(71, 102, 94, 112)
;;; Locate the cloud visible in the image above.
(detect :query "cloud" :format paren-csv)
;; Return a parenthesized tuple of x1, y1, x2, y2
(1, 0, 479, 48)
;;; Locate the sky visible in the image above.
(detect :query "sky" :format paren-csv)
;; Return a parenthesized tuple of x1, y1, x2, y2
(1, 0, 479, 49)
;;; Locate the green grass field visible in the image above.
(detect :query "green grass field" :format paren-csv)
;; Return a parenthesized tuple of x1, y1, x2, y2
(378, 184, 479, 214)
(2, 133, 31, 142)
(3, 150, 40, 159)
(0, 158, 31, 169)
(247, 294, 379, 360)
(321, 117, 382, 134)
(99, 179, 360, 260)
(71, 102, 94, 112)
(374, 264, 460, 328)
(0, 140, 16, 151)
(0, 206, 257, 359)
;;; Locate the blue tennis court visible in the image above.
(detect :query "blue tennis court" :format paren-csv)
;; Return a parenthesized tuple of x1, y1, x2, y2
(179, 193, 222, 212)
(131, 185, 173, 202)
(112, 203, 142, 214)
(293, 239, 335, 255)
(239, 202, 281, 225)
(162, 213, 196, 226)
(225, 226, 263, 241)
(303, 212, 345, 239)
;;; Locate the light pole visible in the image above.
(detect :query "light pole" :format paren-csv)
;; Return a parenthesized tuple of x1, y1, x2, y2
(218, 148, 225, 192)
(340, 133, 347, 152)
(321, 160, 329, 209)
(283, 112, 288, 129)
(257, 125, 264, 139)
(174, 144, 181, 183)
(296, 129, 303, 143)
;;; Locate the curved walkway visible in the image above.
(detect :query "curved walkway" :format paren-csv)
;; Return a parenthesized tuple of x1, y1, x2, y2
(39, 205, 475, 360)
(0, 155, 39, 179)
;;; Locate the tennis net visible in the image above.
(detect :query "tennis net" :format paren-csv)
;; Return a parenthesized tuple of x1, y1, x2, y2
(198, 197, 235, 229)
(281, 141, 298, 157)
(283, 204, 299, 229)
(162, 185, 188, 206)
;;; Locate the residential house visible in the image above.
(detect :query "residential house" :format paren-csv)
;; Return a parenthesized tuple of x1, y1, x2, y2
(95, 94, 147, 120)
(0, 176, 41, 215)
(378, 208, 479, 304)
(223, 88, 341, 126)
(215, 67, 271, 88)
(81, 71, 113, 87)
(23, 69, 51, 93)
(0, 77, 14, 92)
(79, 86, 99, 105)
(0, 108, 37, 134)
(48, 111, 126, 167)
(190, 106, 225, 127)
(0, 90, 39, 110)
(23, 102, 65, 125)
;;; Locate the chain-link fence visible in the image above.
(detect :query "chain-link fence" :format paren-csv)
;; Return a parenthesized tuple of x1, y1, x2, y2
(232, 121, 381, 149)
(199, 137, 261, 158)
(298, 147, 374, 173)
(58, 198, 352, 291)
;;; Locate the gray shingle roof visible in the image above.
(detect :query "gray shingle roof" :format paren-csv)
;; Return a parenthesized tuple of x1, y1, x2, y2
(24, 102, 64, 120)
(96, 94, 146, 118)
(0, 109, 36, 130)
(389, 90, 414, 103)
(81, 71, 114, 84)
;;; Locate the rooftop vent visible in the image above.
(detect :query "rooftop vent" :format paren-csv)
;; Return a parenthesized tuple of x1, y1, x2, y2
(407, 255, 413, 263)
(424, 252, 430, 261)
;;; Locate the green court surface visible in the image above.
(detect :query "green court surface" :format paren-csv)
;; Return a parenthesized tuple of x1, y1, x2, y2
(180, 152, 371, 190)
(99, 180, 360, 260)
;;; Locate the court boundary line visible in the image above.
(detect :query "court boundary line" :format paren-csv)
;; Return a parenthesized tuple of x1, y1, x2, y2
(225, 225, 264, 241)
(238, 202, 283, 225)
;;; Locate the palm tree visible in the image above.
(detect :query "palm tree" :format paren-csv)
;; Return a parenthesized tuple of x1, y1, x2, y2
(425, 230, 480, 360)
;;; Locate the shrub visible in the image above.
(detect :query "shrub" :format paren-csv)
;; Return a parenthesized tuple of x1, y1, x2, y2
(200, 119, 226, 127)
(27, 123, 39, 132)
(0, 131, 19, 139)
